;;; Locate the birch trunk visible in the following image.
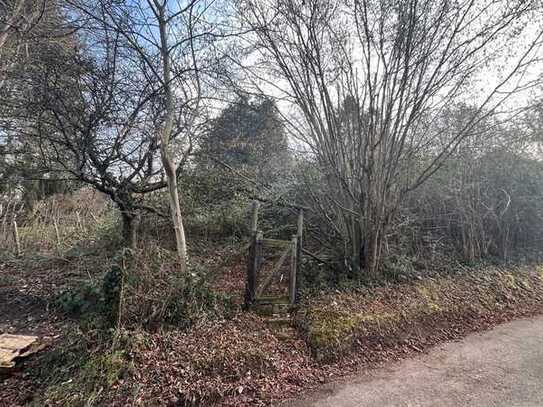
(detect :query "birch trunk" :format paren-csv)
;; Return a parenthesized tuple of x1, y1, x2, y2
(157, 3, 188, 271)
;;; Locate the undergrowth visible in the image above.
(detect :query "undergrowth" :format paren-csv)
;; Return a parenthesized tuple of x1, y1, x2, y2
(14, 262, 543, 406)
(53, 247, 237, 331)
(297, 265, 543, 362)
(28, 327, 134, 407)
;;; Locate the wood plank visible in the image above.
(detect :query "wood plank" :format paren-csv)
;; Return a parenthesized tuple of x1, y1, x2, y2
(296, 209, 303, 299)
(12, 221, 21, 257)
(0, 334, 42, 369)
(261, 238, 292, 248)
(244, 231, 262, 308)
(0, 334, 37, 351)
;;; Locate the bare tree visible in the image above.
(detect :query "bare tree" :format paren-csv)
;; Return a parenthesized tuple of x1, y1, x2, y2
(1, 1, 76, 202)
(239, 0, 543, 275)
(0, 0, 50, 89)
(12, 17, 168, 248)
(60, 0, 231, 268)
(152, 0, 200, 271)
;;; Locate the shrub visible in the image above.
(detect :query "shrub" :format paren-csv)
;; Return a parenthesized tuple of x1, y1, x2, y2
(55, 281, 102, 317)
(186, 198, 248, 240)
(119, 248, 237, 329)
(166, 266, 237, 328)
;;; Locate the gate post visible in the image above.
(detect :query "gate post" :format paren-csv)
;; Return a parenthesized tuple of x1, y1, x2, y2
(245, 201, 260, 309)
(289, 235, 298, 305)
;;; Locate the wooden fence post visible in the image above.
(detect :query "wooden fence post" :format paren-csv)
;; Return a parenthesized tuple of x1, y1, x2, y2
(289, 235, 298, 305)
(295, 209, 304, 302)
(12, 220, 21, 257)
(245, 201, 261, 309)
(250, 201, 259, 233)
(53, 219, 61, 253)
(245, 230, 262, 308)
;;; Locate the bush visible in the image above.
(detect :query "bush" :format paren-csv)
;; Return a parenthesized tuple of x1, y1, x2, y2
(54, 247, 236, 330)
(118, 248, 237, 329)
(167, 266, 237, 328)
(55, 281, 102, 317)
(186, 197, 248, 240)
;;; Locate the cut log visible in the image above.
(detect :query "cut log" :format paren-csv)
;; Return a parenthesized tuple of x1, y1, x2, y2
(0, 334, 45, 369)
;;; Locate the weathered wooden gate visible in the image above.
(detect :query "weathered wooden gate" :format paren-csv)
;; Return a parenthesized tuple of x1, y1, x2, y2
(244, 201, 303, 308)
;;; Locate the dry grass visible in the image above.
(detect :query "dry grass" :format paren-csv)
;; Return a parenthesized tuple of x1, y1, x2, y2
(0, 189, 111, 257)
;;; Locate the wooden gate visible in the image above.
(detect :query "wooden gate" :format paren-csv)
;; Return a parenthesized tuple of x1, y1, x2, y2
(244, 201, 303, 308)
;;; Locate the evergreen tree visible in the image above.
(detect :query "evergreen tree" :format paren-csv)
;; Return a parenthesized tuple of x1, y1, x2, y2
(200, 96, 289, 181)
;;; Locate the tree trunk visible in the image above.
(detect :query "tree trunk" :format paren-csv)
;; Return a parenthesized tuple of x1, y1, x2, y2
(156, 4, 189, 272)
(163, 156, 188, 271)
(363, 210, 385, 277)
(121, 211, 138, 250)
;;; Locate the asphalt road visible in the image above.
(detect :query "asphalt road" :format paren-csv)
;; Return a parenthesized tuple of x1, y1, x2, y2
(288, 316, 543, 407)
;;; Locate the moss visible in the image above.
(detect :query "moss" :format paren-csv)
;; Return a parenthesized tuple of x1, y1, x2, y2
(308, 309, 361, 349)
(416, 284, 444, 314)
(428, 302, 442, 312)
(299, 265, 543, 363)
(83, 351, 126, 387)
(304, 308, 403, 361)
(537, 265, 543, 281)
(504, 273, 517, 288)
(416, 286, 432, 299)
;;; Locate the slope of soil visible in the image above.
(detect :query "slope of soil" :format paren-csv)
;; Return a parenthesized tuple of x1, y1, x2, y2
(2, 258, 543, 406)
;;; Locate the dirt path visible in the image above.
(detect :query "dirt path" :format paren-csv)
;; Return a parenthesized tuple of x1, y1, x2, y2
(287, 315, 543, 407)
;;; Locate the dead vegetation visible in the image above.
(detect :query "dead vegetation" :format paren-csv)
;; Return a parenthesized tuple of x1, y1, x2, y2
(3, 244, 543, 406)
(297, 266, 543, 362)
